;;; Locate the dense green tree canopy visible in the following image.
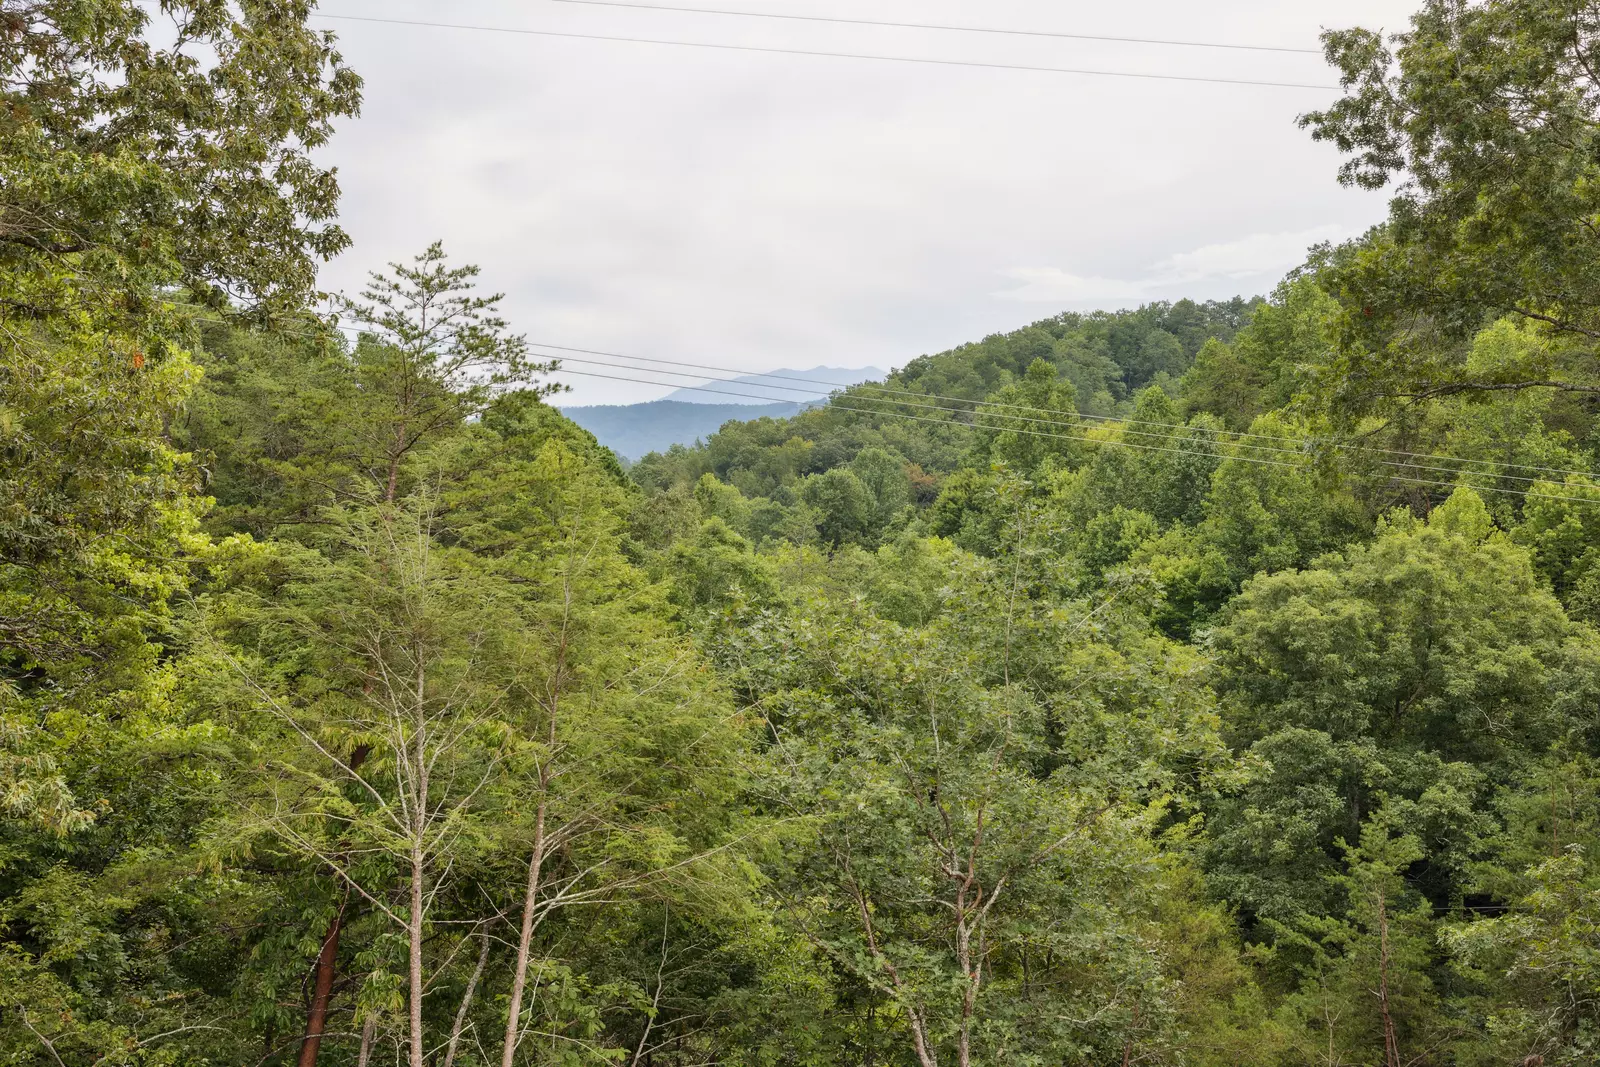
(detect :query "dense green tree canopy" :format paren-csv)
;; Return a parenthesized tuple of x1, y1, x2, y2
(2, 0, 361, 332)
(1305, 0, 1600, 410)
(14, 1, 1600, 1065)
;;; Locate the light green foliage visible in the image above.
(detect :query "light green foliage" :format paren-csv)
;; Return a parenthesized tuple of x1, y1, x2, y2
(1056, 335, 1123, 415)
(856, 532, 972, 628)
(926, 467, 1010, 557)
(0, 327, 204, 680)
(1304, 0, 1600, 407)
(339, 243, 561, 502)
(665, 516, 777, 614)
(1181, 277, 1337, 428)
(1079, 506, 1161, 578)
(2, 8, 362, 1061)
(703, 526, 1246, 1066)
(695, 471, 751, 530)
(889, 299, 1252, 409)
(16, 1, 1600, 1061)
(192, 398, 755, 1064)
(1212, 488, 1577, 762)
(799, 467, 876, 546)
(1396, 321, 1595, 523)
(1204, 489, 1600, 1061)
(1197, 413, 1369, 582)
(1512, 476, 1600, 620)
(848, 446, 913, 529)
(2, 0, 361, 332)
(1063, 386, 1222, 530)
(0, 0, 356, 855)
(1179, 338, 1262, 430)
(1088, 409, 1368, 638)
(632, 300, 1254, 504)
(973, 358, 1080, 477)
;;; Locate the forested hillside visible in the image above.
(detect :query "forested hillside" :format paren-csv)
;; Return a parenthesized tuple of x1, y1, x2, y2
(8, 3, 1600, 1067)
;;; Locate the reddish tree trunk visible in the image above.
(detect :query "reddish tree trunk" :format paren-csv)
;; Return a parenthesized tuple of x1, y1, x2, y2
(297, 905, 344, 1067)
(296, 744, 371, 1067)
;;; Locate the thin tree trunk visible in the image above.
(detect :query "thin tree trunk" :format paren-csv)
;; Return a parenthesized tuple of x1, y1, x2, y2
(1325, 995, 1336, 1067)
(356, 1017, 376, 1067)
(409, 840, 426, 1067)
(502, 583, 572, 1067)
(443, 931, 493, 1067)
(1553, 782, 1562, 857)
(629, 912, 671, 1067)
(296, 744, 370, 1067)
(906, 1011, 938, 1067)
(295, 902, 344, 1067)
(386, 419, 407, 503)
(408, 655, 430, 1067)
(849, 871, 937, 1067)
(499, 801, 549, 1067)
(1377, 886, 1400, 1067)
(956, 911, 974, 1067)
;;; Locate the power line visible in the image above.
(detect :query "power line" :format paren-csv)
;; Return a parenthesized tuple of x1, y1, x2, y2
(328, 325, 1596, 483)
(552, 0, 1325, 55)
(311, 12, 1339, 89)
(561, 364, 1600, 505)
(549, 351, 1315, 461)
(558, 365, 1312, 470)
(186, 311, 1600, 503)
(533, 342, 1600, 484)
(214, 313, 1600, 488)
(553, 364, 1600, 506)
(298, 324, 1600, 483)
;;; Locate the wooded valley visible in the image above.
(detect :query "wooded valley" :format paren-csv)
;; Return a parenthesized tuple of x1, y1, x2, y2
(8, 2, 1600, 1065)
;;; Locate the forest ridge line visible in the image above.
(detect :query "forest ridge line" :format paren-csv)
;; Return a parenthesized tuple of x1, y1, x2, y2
(8, 3, 1600, 1067)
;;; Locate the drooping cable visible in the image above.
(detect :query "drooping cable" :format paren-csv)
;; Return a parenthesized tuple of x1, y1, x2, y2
(531, 342, 1600, 484)
(551, 363, 1600, 506)
(311, 12, 1340, 89)
(550, 0, 1325, 55)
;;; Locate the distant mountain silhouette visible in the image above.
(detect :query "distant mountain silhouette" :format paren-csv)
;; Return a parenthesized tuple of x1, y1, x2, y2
(562, 366, 884, 458)
(659, 365, 885, 405)
(561, 400, 807, 461)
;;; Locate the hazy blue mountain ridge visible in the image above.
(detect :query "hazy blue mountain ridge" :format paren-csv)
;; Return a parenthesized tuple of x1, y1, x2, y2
(659, 365, 885, 404)
(561, 400, 806, 460)
(563, 365, 882, 458)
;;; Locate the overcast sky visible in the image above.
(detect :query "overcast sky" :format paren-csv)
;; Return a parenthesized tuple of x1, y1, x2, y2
(308, 0, 1420, 405)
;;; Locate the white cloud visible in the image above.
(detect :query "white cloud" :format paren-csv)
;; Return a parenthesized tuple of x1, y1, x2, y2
(996, 224, 1359, 304)
(310, 0, 1417, 402)
(992, 268, 1151, 304)
(1154, 224, 1352, 282)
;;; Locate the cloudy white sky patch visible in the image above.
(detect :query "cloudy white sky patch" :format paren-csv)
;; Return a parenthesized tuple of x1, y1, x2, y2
(997, 223, 1359, 303)
(1155, 224, 1354, 282)
(995, 269, 1150, 304)
(309, 0, 1418, 403)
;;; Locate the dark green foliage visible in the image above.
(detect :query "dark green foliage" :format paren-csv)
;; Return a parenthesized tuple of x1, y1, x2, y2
(1303, 0, 1600, 411)
(798, 467, 876, 546)
(16, 2, 1600, 1064)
